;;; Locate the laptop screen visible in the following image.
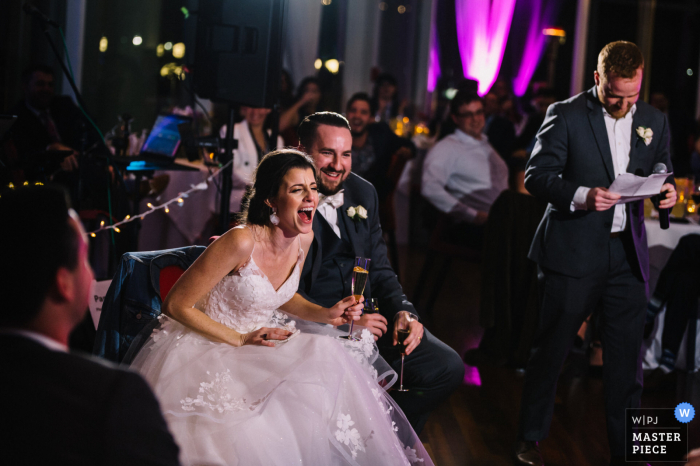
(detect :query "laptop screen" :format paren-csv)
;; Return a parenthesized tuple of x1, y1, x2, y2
(141, 114, 191, 157)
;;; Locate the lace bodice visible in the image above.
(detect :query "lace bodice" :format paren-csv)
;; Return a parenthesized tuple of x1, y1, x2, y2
(199, 237, 304, 334)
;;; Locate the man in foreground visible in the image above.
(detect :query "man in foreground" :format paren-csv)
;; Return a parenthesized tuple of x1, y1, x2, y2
(514, 41, 676, 466)
(0, 186, 180, 465)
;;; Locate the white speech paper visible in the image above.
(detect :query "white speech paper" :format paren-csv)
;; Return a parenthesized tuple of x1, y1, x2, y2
(88, 279, 112, 330)
(608, 173, 671, 204)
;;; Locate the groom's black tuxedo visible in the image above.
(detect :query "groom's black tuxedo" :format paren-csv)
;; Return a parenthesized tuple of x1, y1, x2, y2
(0, 334, 180, 466)
(298, 173, 463, 434)
(519, 87, 674, 459)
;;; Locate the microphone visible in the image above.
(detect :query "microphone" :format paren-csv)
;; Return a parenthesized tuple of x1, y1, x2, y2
(23, 3, 60, 28)
(653, 163, 670, 230)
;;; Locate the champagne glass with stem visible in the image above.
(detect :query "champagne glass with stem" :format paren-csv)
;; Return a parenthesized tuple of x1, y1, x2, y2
(395, 311, 412, 392)
(339, 257, 370, 341)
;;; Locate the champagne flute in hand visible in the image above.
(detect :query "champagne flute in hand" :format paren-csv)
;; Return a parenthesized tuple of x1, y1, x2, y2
(395, 311, 412, 392)
(339, 257, 370, 341)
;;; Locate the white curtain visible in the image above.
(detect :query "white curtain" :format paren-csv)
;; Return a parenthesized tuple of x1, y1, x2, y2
(282, 0, 323, 88)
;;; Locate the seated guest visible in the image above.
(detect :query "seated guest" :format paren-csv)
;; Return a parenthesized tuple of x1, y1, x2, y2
(514, 87, 556, 155)
(8, 64, 87, 183)
(370, 72, 405, 123)
(219, 106, 284, 210)
(421, 90, 509, 248)
(278, 76, 323, 146)
(281, 112, 464, 435)
(644, 234, 700, 388)
(346, 92, 415, 204)
(0, 186, 180, 465)
(482, 92, 516, 162)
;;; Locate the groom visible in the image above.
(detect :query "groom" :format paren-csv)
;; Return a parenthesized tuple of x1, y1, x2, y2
(281, 112, 463, 435)
(515, 41, 676, 466)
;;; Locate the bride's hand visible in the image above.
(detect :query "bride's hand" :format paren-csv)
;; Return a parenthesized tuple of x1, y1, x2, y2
(328, 296, 364, 326)
(239, 327, 292, 347)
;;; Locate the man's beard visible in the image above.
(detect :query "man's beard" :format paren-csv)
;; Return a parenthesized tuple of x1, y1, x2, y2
(317, 169, 346, 196)
(350, 126, 367, 138)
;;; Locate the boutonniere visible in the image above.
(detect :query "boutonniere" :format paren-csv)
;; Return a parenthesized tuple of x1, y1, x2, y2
(346, 205, 368, 222)
(636, 126, 653, 146)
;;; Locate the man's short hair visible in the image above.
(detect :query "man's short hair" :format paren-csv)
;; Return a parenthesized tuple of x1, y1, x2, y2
(0, 186, 80, 326)
(450, 90, 482, 116)
(597, 41, 644, 80)
(21, 64, 54, 84)
(297, 112, 350, 150)
(346, 92, 372, 112)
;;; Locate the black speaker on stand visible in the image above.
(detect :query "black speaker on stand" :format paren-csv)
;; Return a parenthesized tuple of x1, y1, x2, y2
(193, 0, 286, 233)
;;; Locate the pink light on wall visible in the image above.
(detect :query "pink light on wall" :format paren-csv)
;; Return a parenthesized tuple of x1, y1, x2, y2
(427, 0, 441, 92)
(455, 0, 517, 96)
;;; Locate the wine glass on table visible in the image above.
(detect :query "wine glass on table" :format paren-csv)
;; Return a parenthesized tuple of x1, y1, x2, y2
(339, 257, 370, 341)
(395, 311, 413, 392)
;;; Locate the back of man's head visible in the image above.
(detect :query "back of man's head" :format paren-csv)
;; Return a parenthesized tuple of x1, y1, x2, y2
(297, 112, 350, 150)
(0, 186, 79, 327)
(450, 90, 482, 116)
(597, 41, 644, 80)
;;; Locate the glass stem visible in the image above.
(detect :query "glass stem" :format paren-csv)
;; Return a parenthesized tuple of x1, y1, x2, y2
(348, 320, 355, 337)
(400, 353, 405, 390)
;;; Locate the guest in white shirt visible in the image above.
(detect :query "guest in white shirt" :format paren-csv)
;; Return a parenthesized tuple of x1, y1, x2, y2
(422, 90, 509, 247)
(219, 106, 284, 211)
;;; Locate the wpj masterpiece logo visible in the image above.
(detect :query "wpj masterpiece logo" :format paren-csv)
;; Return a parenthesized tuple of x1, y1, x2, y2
(626, 403, 695, 462)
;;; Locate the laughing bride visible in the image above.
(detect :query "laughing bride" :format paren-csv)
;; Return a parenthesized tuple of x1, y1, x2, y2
(129, 149, 433, 465)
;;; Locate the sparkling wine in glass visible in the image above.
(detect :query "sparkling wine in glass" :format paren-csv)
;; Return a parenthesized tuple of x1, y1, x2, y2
(339, 257, 370, 341)
(395, 311, 412, 392)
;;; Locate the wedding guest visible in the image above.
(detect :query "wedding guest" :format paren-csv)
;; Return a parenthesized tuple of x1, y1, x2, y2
(346, 92, 414, 204)
(370, 73, 405, 123)
(281, 112, 464, 435)
(514, 41, 676, 466)
(483, 92, 516, 161)
(421, 90, 509, 248)
(0, 186, 180, 466)
(643, 233, 700, 389)
(219, 106, 284, 210)
(279, 76, 323, 145)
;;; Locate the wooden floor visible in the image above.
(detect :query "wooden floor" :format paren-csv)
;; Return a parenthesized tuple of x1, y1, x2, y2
(397, 247, 700, 466)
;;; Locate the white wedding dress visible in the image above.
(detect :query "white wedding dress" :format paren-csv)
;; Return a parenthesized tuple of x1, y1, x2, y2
(130, 232, 433, 466)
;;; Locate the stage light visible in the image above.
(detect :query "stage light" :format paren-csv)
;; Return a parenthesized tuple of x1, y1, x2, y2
(325, 59, 339, 74)
(379, 2, 388, 11)
(164, 42, 173, 51)
(322, 0, 331, 4)
(314, 58, 322, 70)
(156, 44, 164, 57)
(99, 36, 108, 53)
(173, 42, 185, 59)
(688, 69, 694, 76)
(132, 35, 143, 46)
(542, 28, 565, 37)
(160, 64, 170, 77)
(398, 5, 406, 13)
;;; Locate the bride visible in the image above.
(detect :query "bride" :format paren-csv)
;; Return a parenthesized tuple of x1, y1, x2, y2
(130, 149, 433, 465)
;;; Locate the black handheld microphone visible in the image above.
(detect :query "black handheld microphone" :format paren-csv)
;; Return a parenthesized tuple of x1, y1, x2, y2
(23, 3, 60, 28)
(653, 163, 670, 230)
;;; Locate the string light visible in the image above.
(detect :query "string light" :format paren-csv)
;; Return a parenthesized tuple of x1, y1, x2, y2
(87, 159, 233, 237)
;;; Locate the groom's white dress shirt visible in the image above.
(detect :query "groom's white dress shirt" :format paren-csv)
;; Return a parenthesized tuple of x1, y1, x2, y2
(572, 104, 636, 233)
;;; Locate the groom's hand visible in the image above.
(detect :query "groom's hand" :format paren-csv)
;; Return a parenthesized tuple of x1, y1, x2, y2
(392, 319, 424, 356)
(586, 187, 621, 211)
(357, 313, 388, 340)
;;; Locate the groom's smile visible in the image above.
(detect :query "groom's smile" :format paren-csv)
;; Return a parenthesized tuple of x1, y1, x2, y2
(306, 125, 352, 196)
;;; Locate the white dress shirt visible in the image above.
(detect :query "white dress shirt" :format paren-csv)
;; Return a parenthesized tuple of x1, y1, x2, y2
(317, 191, 345, 238)
(421, 129, 509, 223)
(572, 104, 636, 232)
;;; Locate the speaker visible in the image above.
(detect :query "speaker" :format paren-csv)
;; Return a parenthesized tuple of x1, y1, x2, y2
(193, 0, 286, 107)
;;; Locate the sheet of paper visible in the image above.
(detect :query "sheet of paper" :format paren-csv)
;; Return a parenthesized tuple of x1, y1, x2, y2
(608, 173, 671, 204)
(88, 279, 112, 330)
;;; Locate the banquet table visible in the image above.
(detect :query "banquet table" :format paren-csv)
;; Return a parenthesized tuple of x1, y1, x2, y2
(643, 217, 700, 372)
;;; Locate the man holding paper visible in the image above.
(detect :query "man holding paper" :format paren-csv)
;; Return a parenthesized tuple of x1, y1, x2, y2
(514, 41, 677, 466)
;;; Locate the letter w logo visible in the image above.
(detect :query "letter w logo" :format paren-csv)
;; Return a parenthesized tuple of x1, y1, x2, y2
(680, 409, 691, 417)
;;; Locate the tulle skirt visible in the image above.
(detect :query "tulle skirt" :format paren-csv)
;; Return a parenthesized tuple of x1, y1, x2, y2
(129, 314, 433, 466)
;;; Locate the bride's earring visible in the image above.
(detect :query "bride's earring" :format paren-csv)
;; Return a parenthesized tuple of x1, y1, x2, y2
(270, 208, 280, 225)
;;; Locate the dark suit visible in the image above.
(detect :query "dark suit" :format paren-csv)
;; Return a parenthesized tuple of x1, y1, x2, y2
(0, 334, 180, 466)
(298, 173, 464, 434)
(518, 87, 673, 458)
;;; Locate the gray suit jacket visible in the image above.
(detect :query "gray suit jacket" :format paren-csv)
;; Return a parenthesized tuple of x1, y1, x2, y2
(526, 87, 673, 280)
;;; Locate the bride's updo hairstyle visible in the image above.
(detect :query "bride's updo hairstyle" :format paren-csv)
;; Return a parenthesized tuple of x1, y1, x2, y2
(241, 148, 316, 226)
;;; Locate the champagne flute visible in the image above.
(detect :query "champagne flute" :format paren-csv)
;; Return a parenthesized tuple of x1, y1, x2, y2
(395, 311, 412, 392)
(339, 257, 370, 341)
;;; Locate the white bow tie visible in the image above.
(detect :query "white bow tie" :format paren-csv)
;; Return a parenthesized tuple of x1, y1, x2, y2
(318, 191, 344, 209)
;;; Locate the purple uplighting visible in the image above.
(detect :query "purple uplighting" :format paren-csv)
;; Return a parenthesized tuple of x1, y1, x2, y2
(427, 18, 440, 93)
(463, 364, 482, 387)
(511, 0, 561, 96)
(455, 0, 517, 96)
